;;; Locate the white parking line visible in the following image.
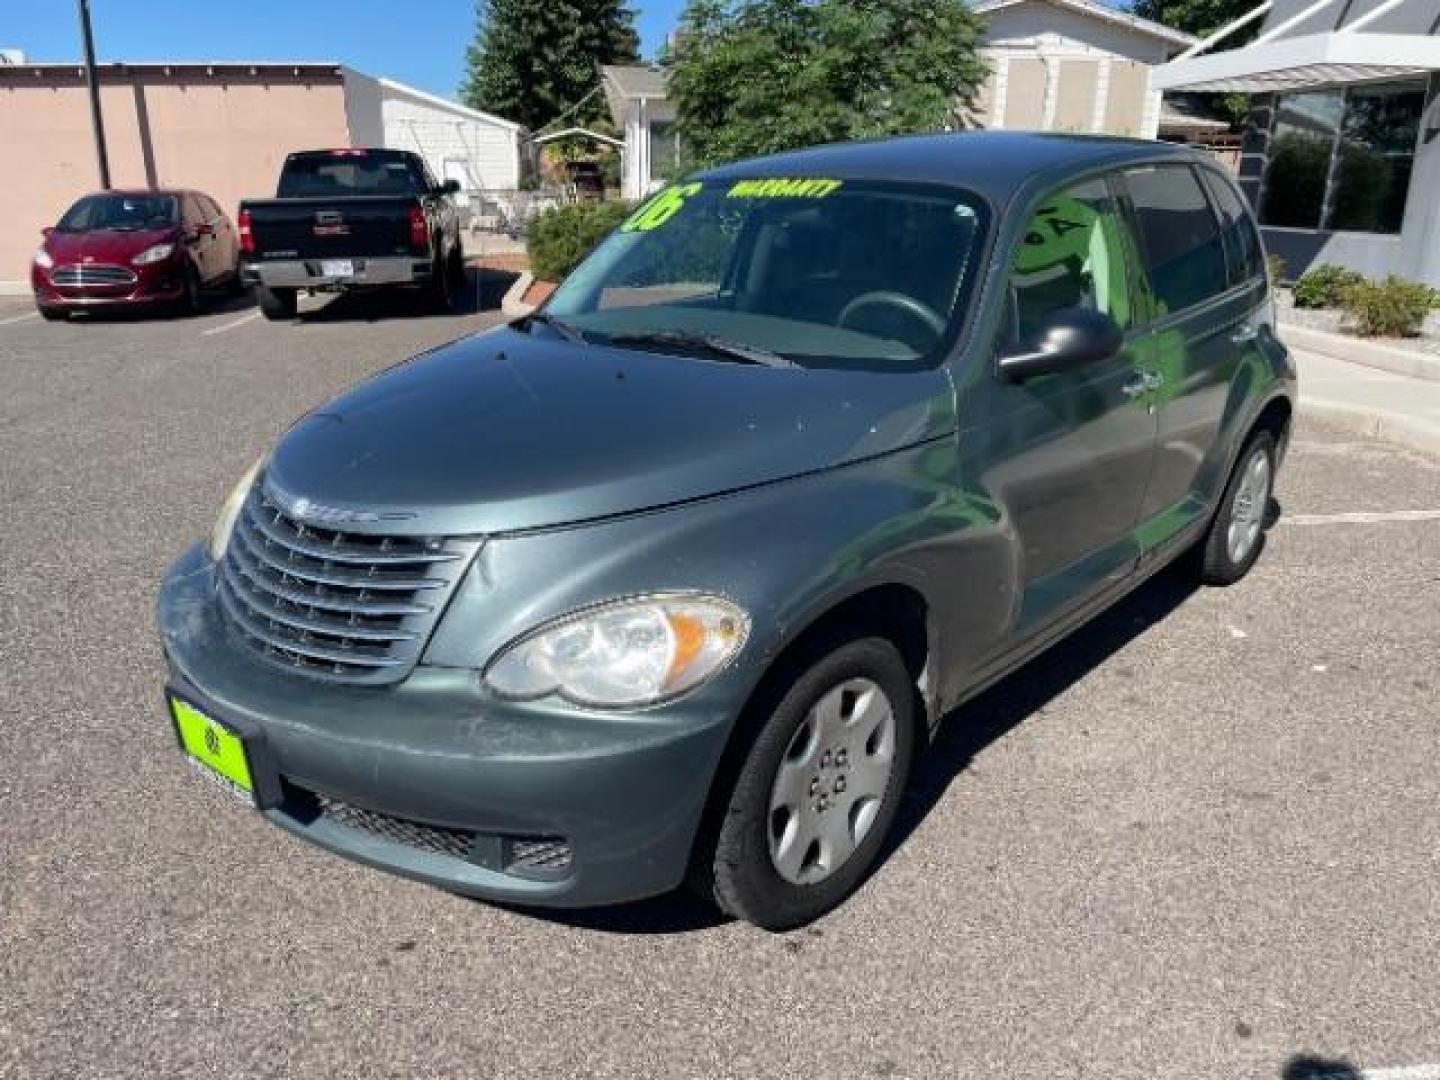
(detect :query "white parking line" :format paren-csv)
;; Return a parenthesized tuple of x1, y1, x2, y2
(1309, 1067, 1440, 1080)
(0, 310, 40, 327)
(1280, 510, 1440, 526)
(201, 311, 262, 336)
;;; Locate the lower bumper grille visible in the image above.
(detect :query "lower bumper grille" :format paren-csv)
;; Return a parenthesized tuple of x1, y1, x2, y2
(317, 794, 475, 860)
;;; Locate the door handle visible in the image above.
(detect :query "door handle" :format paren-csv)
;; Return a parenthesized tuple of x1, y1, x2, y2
(1232, 324, 1259, 344)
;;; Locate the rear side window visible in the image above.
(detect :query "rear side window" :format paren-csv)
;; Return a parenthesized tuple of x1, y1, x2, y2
(1006, 176, 1140, 342)
(1123, 165, 1229, 316)
(1199, 169, 1264, 287)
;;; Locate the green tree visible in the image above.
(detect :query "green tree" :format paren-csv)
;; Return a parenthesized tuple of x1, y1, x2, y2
(461, 0, 640, 130)
(665, 0, 989, 168)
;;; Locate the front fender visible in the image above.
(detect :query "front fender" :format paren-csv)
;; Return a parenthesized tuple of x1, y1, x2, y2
(423, 438, 1016, 717)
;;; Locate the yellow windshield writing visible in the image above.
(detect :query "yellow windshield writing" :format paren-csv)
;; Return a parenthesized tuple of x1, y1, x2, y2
(621, 183, 702, 232)
(726, 178, 843, 199)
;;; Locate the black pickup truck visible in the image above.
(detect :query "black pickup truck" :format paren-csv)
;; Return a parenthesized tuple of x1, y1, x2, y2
(238, 148, 465, 320)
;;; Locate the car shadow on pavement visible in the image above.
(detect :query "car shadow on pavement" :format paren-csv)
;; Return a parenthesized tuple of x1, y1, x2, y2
(883, 569, 1200, 862)
(496, 568, 1203, 937)
(1282, 1054, 1360, 1079)
(297, 268, 517, 323)
(59, 287, 255, 323)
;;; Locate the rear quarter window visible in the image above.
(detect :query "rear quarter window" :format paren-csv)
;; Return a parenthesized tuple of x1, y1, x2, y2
(1123, 165, 1230, 316)
(1199, 168, 1264, 287)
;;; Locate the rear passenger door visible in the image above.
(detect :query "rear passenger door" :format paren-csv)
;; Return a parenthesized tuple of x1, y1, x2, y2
(1119, 163, 1258, 554)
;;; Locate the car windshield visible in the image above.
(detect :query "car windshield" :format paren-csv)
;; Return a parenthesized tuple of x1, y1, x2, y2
(543, 178, 989, 371)
(278, 153, 426, 198)
(57, 194, 178, 232)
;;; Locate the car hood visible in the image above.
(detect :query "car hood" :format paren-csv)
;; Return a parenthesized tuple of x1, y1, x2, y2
(263, 326, 956, 536)
(44, 227, 176, 265)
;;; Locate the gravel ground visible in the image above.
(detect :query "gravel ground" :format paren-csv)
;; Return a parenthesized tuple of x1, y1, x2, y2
(1, 289, 1437, 1080)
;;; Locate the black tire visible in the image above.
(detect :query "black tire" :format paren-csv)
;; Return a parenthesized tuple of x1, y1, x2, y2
(696, 635, 917, 931)
(38, 306, 68, 322)
(227, 268, 247, 296)
(1189, 430, 1276, 586)
(176, 264, 203, 316)
(428, 246, 461, 312)
(256, 284, 297, 321)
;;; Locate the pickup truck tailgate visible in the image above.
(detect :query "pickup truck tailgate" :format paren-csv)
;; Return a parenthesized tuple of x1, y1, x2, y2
(243, 196, 420, 260)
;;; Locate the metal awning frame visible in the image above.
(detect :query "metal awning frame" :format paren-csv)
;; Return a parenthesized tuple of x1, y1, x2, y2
(1154, 27, 1440, 93)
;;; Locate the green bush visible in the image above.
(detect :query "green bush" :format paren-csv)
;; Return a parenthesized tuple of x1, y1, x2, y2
(1266, 253, 1287, 288)
(1293, 263, 1366, 309)
(526, 201, 633, 282)
(1340, 275, 1440, 338)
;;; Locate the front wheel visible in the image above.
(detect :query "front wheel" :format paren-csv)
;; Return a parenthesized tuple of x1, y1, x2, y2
(256, 284, 297, 321)
(176, 264, 203, 316)
(1189, 430, 1276, 586)
(696, 636, 917, 930)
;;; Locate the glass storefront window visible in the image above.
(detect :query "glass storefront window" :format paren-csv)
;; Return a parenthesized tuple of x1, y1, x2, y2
(1259, 80, 1426, 235)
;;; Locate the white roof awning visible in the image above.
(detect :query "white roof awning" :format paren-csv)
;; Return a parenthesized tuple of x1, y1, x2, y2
(1154, 29, 1439, 93)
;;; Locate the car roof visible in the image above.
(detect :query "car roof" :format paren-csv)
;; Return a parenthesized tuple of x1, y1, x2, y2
(695, 131, 1201, 204)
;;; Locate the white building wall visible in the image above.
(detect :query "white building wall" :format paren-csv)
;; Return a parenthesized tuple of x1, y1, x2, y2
(979, 0, 1176, 137)
(377, 81, 520, 192)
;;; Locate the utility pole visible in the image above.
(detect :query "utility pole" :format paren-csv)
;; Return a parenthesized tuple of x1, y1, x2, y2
(77, 0, 111, 189)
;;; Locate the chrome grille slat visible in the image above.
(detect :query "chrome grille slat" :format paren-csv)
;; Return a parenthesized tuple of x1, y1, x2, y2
(217, 578, 403, 668)
(216, 483, 481, 684)
(51, 264, 137, 286)
(226, 539, 433, 616)
(220, 563, 417, 643)
(248, 500, 461, 565)
(233, 515, 448, 591)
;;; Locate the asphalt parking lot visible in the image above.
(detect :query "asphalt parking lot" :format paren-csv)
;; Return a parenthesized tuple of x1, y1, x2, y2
(1, 286, 1437, 1080)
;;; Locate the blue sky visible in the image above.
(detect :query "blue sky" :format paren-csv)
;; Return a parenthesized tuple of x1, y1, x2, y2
(2, 0, 688, 100)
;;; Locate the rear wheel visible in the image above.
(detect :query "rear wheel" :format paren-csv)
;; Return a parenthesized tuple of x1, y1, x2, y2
(696, 636, 917, 930)
(256, 284, 297, 321)
(428, 246, 463, 312)
(1189, 430, 1276, 586)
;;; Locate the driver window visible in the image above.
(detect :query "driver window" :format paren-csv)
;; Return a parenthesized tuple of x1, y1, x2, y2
(1008, 177, 1136, 344)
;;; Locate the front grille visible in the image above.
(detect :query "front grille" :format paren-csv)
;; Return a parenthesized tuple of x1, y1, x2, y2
(51, 264, 137, 286)
(317, 794, 475, 860)
(217, 483, 481, 685)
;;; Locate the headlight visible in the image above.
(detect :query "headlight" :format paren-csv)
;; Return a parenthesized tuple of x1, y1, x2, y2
(132, 243, 175, 266)
(206, 456, 265, 561)
(484, 594, 749, 708)
(34, 248, 53, 269)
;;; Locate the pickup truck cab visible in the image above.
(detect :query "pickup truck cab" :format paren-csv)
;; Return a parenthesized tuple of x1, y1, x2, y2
(238, 148, 465, 320)
(159, 133, 1295, 929)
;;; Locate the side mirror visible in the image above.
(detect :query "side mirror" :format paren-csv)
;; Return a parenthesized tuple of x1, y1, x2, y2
(997, 307, 1123, 382)
(440, 178, 461, 195)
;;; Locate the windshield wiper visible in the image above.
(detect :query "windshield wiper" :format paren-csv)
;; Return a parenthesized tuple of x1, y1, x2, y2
(520, 310, 586, 345)
(604, 330, 796, 369)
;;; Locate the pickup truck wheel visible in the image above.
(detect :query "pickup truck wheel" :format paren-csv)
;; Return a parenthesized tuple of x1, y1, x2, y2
(256, 285, 297, 321)
(1190, 430, 1276, 586)
(428, 249, 461, 312)
(698, 636, 916, 930)
(176, 265, 203, 317)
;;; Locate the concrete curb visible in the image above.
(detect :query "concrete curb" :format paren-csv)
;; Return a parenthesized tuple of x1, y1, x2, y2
(1300, 398, 1440, 456)
(1282, 322, 1440, 383)
(500, 271, 535, 317)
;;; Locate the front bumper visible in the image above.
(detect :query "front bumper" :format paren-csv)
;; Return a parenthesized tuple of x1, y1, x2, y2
(242, 256, 432, 290)
(32, 263, 185, 309)
(157, 544, 733, 907)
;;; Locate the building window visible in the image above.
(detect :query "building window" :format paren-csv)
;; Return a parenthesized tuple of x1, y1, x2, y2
(1259, 80, 1426, 234)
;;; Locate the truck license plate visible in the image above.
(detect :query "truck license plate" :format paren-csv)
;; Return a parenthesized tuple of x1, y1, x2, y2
(321, 259, 355, 278)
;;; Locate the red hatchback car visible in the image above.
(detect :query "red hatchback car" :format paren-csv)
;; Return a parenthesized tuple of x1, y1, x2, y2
(32, 189, 240, 320)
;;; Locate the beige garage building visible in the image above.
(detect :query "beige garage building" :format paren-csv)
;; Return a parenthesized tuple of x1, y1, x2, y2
(0, 61, 522, 287)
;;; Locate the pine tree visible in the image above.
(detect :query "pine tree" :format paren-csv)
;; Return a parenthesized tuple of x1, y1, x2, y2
(460, 0, 640, 131)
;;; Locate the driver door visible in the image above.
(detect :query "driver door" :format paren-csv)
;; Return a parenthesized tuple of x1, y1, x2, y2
(960, 174, 1158, 640)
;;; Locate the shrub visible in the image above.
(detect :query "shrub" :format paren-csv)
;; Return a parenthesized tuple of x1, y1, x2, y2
(1339, 275, 1440, 338)
(526, 200, 632, 282)
(1266, 253, 1287, 288)
(1293, 263, 1366, 309)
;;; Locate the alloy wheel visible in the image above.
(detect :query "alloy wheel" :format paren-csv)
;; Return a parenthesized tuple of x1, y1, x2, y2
(1226, 448, 1271, 564)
